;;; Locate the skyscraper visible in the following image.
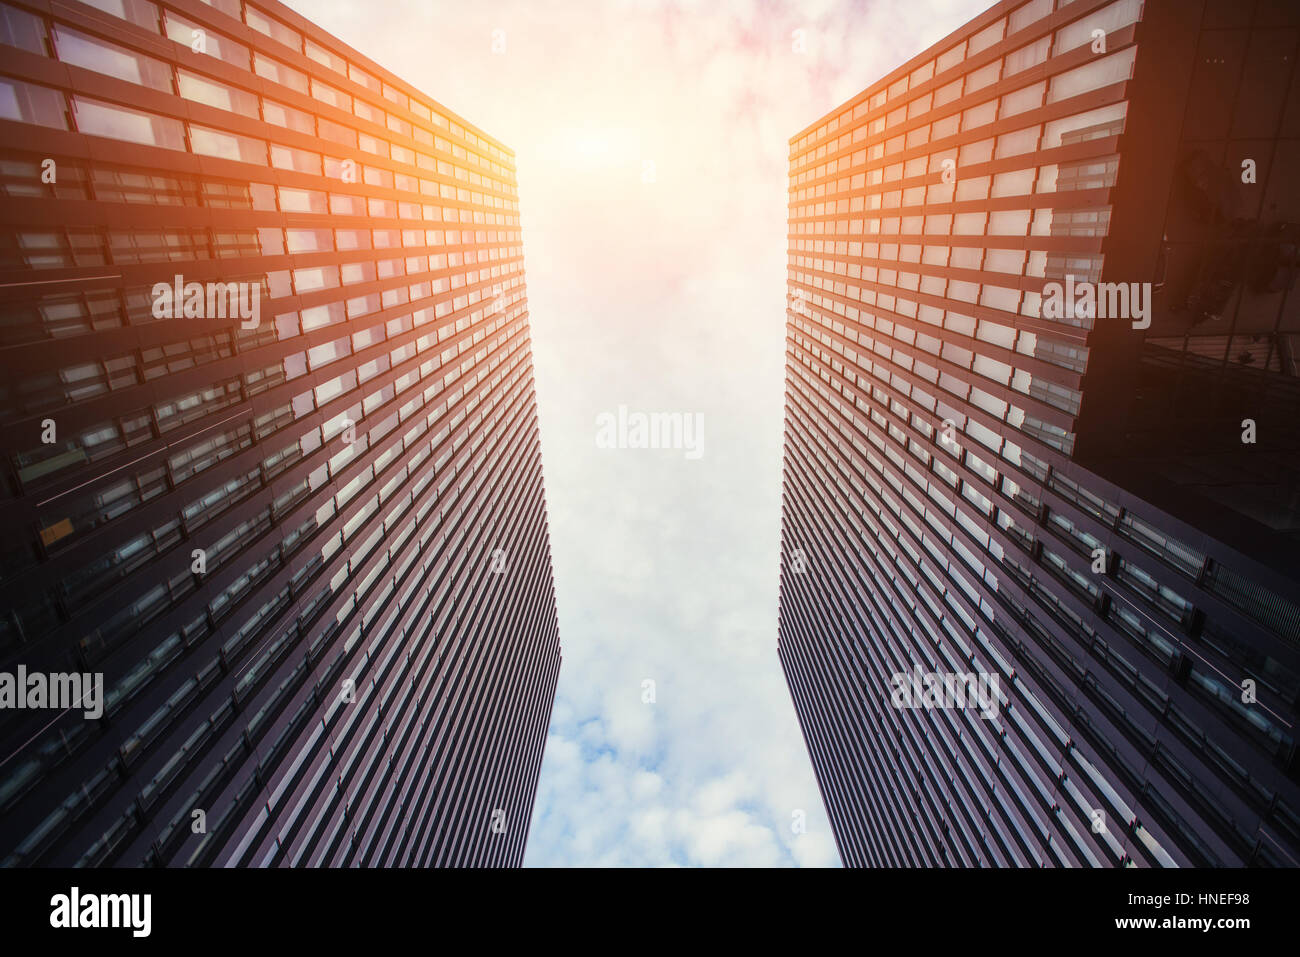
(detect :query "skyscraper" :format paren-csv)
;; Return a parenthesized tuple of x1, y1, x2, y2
(779, 0, 1300, 866)
(0, 0, 560, 866)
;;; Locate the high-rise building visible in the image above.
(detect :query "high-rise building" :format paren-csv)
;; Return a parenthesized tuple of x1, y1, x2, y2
(0, 0, 560, 866)
(779, 0, 1300, 867)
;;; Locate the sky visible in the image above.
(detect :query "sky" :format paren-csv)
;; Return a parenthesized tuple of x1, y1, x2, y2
(287, 0, 989, 866)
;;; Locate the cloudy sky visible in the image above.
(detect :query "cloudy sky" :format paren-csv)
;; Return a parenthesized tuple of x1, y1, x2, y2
(288, 0, 988, 866)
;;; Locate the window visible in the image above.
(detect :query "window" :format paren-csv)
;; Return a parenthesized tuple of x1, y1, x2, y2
(316, 117, 356, 147)
(1042, 103, 1128, 148)
(995, 125, 1040, 158)
(334, 228, 370, 250)
(991, 169, 1036, 197)
(293, 265, 340, 292)
(79, 0, 158, 31)
(387, 114, 412, 139)
(304, 39, 347, 75)
(270, 144, 321, 174)
(961, 99, 998, 131)
(190, 124, 267, 164)
(253, 53, 308, 94)
(278, 187, 328, 214)
(73, 97, 183, 148)
(341, 261, 376, 285)
(381, 83, 407, 109)
(358, 133, 387, 157)
(244, 5, 301, 49)
(262, 99, 314, 134)
(54, 26, 173, 91)
(285, 228, 333, 254)
(0, 3, 47, 54)
(311, 77, 351, 111)
(300, 303, 344, 332)
(1001, 81, 1045, 117)
(363, 166, 395, 189)
(197, 0, 241, 18)
(1055, 0, 1142, 54)
(1008, 0, 1051, 34)
(1119, 514, 1204, 579)
(968, 18, 1005, 56)
(1048, 48, 1136, 103)
(177, 70, 258, 116)
(308, 336, 351, 370)
(965, 60, 1002, 94)
(329, 193, 366, 216)
(1005, 37, 1050, 76)
(163, 12, 248, 70)
(0, 77, 68, 129)
(349, 64, 380, 92)
(353, 97, 383, 124)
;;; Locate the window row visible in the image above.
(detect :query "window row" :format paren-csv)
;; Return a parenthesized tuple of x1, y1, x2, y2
(791, 0, 1142, 165)
(1, 0, 513, 173)
(0, 76, 520, 214)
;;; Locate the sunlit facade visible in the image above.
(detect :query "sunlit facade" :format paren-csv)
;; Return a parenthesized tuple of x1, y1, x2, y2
(779, 0, 1300, 866)
(0, 0, 560, 866)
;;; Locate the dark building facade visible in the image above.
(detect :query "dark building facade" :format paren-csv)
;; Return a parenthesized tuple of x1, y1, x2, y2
(779, 0, 1300, 866)
(0, 0, 560, 866)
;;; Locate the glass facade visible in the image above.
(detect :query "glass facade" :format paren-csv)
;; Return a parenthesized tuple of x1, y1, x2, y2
(0, 0, 560, 866)
(780, 0, 1300, 866)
